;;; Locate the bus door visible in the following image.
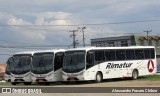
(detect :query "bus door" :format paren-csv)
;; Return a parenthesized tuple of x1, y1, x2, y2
(86, 51, 97, 80)
(54, 52, 64, 81)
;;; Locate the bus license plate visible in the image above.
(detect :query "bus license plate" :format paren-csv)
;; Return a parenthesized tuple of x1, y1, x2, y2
(38, 80, 44, 82)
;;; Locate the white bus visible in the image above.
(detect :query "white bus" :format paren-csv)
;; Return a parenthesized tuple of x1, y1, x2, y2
(31, 49, 65, 85)
(62, 46, 156, 83)
(10, 51, 36, 85)
(5, 57, 14, 82)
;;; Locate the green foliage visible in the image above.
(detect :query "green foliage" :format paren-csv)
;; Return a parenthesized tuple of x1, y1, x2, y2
(139, 74, 160, 81)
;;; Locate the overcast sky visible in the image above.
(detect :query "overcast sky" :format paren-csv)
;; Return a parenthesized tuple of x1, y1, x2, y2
(0, 0, 160, 63)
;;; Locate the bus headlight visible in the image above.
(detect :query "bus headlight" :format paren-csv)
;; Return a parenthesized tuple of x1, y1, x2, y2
(62, 72, 67, 76)
(31, 73, 34, 77)
(79, 71, 84, 75)
(11, 74, 13, 77)
(47, 72, 53, 77)
(25, 73, 30, 77)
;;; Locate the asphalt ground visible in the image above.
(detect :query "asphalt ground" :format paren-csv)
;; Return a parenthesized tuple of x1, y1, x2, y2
(0, 78, 160, 96)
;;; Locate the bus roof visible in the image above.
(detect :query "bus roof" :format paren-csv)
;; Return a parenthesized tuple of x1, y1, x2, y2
(14, 49, 65, 55)
(33, 49, 65, 54)
(66, 46, 155, 52)
(14, 51, 38, 55)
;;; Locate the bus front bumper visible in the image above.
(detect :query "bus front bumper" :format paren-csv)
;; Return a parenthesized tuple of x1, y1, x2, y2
(11, 73, 31, 82)
(62, 72, 85, 81)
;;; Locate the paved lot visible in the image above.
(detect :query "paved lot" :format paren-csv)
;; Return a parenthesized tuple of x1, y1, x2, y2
(0, 79, 160, 96)
(3, 79, 160, 87)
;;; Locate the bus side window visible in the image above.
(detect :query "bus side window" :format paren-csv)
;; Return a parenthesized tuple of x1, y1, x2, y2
(105, 51, 109, 60)
(135, 49, 144, 59)
(144, 49, 150, 59)
(7, 57, 14, 66)
(109, 50, 115, 60)
(126, 50, 135, 60)
(150, 48, 155, 59)
(95, 50, 105, 62)
(116, 50, 125, 60)
(86, 52, 94, 65)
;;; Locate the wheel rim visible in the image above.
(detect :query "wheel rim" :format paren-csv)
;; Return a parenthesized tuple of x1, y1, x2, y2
(97, 74, 101, 82)
(133, 71, 137, 79)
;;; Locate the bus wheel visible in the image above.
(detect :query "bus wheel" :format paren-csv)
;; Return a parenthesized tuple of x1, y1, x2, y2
(132, 70, 138, 80)
(95, 72, 102, 83)
(45, 82, 51, 85)
(11, 82, 16, 85)
(63, 81, 67, 84)
(24, 82, 31, 85)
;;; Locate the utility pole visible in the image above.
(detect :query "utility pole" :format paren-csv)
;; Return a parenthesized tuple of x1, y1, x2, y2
(69, 30, 78, 48)
(144, 30, 152, 45)
(78, 27, 86, 47)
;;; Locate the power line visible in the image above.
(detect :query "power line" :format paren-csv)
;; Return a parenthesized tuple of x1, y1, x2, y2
(0, 39, 39, 45)
(0, 45, 71, 49)
(0, 39, 65, 46)
(144, 30, 152, 45)
(0, 38, 75, 46)
(0, 48, 16, 52)
(69, 30, 78, 48)
(84, 19, 160, 25)
(0, 43, 92, 49)
(78, 27, 87, 47)
(0, 54, 12, 56)
(0, 19, 160, 26)
(9, 26, 68, 31)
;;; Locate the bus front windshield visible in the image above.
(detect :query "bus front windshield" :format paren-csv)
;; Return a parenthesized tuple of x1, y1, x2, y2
(63, 51, 85, 73)
(11, 55, 31, 74)
(31, 53, 53, 74)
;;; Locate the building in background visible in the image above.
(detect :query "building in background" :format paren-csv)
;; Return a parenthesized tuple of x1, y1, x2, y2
(91, 35, 160, 72)
(91, 35, 160, 56)
(0, 64, 6, 78)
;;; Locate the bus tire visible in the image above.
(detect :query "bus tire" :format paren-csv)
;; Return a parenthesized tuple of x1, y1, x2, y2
(11, 82, 16, 85)
(62, 81, 68, 84)
(95, 72, 102, 83)
(24, 82, 31, 85)
(132, 69, 138, 80)
(45, 82, 51, 85)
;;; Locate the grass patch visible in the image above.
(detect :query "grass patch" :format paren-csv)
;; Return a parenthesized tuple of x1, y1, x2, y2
(139, 74, 160, 81)
(0, 81, 10, 85)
